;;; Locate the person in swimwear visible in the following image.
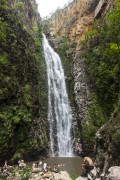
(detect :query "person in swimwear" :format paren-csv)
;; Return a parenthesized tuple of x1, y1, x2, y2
(82, 156, 94, 176)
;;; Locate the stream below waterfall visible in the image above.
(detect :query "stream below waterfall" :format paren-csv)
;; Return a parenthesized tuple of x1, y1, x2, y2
(28, 157, 83, 176)
(45, 157, 83, 176)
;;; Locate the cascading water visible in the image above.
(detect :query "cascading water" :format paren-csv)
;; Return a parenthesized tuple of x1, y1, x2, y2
(43, 34, 73, 157)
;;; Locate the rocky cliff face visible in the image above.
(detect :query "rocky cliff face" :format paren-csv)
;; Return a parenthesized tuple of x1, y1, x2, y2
(8, 0, 40, 31)
(45, 0, 114, 44)
(44, 0, 94, 48)
(0, 0, 48, 163)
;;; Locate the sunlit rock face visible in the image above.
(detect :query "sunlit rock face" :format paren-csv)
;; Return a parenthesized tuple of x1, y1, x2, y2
(44, 0, 101, 49)
(44, 0, 115, 49)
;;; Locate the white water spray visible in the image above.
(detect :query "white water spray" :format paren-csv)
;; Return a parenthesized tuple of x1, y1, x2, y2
(43, 34, 73, 157)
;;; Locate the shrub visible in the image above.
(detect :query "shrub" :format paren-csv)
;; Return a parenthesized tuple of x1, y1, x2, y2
(15, 2, 24, 9)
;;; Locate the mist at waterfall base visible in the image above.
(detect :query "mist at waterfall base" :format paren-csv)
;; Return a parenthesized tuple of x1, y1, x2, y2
(43, 34, 73, 157)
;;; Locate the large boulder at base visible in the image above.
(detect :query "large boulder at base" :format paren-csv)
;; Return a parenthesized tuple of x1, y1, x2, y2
(53, 171, 72, 180)
(107, 166, 120, 180)
(29, 171, 72, 180)
(75, 177, 88, 180)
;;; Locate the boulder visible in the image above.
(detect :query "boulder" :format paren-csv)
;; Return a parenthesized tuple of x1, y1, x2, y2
(32, 168, 42, 173)
(107, 166, 120, 180)
(75, 176, 88, 180)
(53, 171, 72, 180)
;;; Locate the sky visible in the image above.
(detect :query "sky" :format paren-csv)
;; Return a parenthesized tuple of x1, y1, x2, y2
(36, 0, 72, 18)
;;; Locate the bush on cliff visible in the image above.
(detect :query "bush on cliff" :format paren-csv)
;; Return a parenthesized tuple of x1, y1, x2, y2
(82, 0, 120, 149)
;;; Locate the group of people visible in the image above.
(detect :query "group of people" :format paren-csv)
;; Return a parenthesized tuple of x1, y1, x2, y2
(32, 161, 47, 172)
(32, 161, 65, 173)
(31, 156, 94, 178)
(0, 156, 94, 179)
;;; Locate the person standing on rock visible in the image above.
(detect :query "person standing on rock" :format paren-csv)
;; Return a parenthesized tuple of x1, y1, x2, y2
(3, 161, 8, 169)
(38, 161, 42, 170)
(32, 163, 36, 170)
(43, 162, 48, 172)
(18, 160, 26, 169)
(82, 156, 94, 177)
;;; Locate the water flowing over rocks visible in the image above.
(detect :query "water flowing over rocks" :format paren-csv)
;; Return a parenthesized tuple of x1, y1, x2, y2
(43, 0, 117, 157)
(43, 34, 73, 157)
(1, 0, 120, 179)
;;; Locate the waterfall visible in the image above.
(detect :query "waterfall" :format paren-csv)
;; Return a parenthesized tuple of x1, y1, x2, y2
(42, 34, 73, 157)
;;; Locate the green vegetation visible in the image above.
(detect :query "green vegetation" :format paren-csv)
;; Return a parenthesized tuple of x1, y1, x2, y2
(0, 17, 7, 42)
(82, 94, 107, 149)
(82, 0, 120, 149)
(0, 1, 48, 162)
(84, 0, 120, 146)
(15, 2, 24, 9)
(69, 173, 78, 180)
(19, 166, 32, 180)
(5, 166, 32, 180)
(0, 177, 7, 180)
(95, 104, 120, 169)
(0, 0, 7, 10)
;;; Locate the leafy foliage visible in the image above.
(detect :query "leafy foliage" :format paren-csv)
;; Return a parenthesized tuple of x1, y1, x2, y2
(82, 0, 120, 149)
(19, 166, 32, 180)
(69, 173, 78, 180)
(82, 94, 107, 149)
(0, 1, 48, 162)
(84, 0, 120, 115)
(15, 2, 24, 9)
